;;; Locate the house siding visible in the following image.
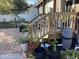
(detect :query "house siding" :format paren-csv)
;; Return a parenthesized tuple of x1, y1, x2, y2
(44, 0, 53, 14)
(18, 6, 38, 21)
(0, 14, 16, 22)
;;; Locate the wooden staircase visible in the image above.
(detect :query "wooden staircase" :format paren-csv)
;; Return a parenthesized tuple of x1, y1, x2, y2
(29, 13, 50, 40)
(29, 12, 76, 41)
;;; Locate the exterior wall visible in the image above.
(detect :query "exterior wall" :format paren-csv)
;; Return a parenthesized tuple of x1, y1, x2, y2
(0, 14, 16, 22)
(38, 3, 44, 14)
(44, 0, 53, 14)
(18, 6, 38, 21)
(36, 0, 54, 14)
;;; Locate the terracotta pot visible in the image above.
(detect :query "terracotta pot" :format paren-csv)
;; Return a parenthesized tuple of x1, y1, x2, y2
(28, 43, 38, 52)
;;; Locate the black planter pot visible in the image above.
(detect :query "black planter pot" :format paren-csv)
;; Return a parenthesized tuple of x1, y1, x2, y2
(48, 51, 61, 59)
(35, 47, 45, 59)
(35, 52, 45, 59)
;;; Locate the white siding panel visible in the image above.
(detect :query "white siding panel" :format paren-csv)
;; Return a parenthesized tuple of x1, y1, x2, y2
(45, 0, 53, 14)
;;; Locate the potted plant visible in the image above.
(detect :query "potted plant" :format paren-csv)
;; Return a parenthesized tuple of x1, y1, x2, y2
(48, 39, 61, 59)
(21, 23, 29, 34)
(28, 34, 39, 52)
(51, 39, 57, 51)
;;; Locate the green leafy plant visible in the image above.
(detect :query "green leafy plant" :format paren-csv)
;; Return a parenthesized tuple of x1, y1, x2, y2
(27, 52, 35, 59)
(29, 33, 38, 41)
(51, 39, 58, 51)
(29, 33, 40, 45)
(75, 51, 79, 59)
(18, 37, 28, 44)
(22, 28, 28, 32)
(21, 23, 29, 32)
(0, 0, 29, 14)
(62, 49, 77, 59)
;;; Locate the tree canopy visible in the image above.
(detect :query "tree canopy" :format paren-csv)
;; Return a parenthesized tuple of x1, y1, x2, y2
(0, 0, 29, 14)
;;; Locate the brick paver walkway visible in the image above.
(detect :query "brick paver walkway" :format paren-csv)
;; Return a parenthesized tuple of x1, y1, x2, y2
(0, 53, 27, 59)
(0, 28, 27, 59)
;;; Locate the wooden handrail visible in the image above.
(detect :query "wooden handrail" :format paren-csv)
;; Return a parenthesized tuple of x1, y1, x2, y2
(29, 13, 49, 25)
(30, 14, 44, 23)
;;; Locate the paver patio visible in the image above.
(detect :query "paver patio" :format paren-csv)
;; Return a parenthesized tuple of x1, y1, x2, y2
(0, 28, 27, 59)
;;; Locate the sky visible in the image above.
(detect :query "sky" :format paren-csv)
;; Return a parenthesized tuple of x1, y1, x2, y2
(26, 0, 37, 4)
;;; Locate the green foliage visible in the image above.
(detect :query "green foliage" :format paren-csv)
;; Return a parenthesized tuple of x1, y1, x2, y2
(62, 49, 78, 59)
(29, 33, 40, 44)
(0, 0, 29, 14)
(22, 28, 28, 32)
(18, 37, 28, 44)
(27, 52, 35, 59)
(51, 39, 57, 51)
(21, 23, 29, 32)
(75, 51, 79, 58)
